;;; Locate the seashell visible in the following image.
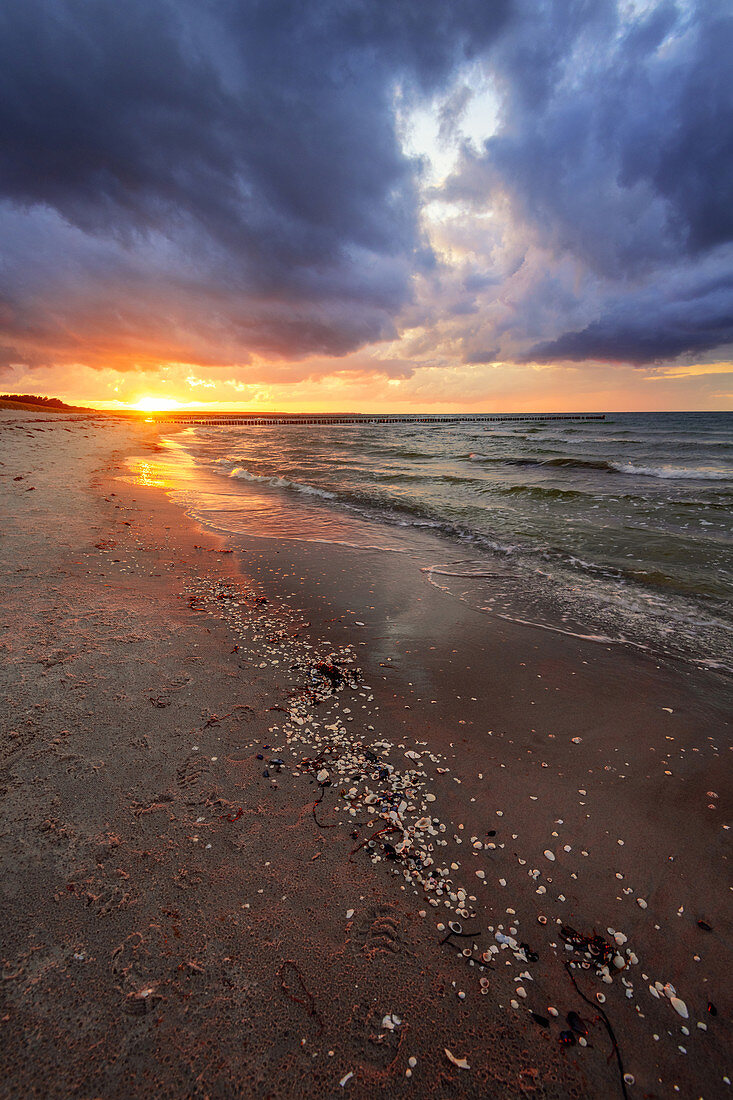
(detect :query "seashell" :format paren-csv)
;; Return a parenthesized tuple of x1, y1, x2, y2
(339, 1072, 354, 1087)
(444, 1048, 470, 1071)
(596, 993, 606, 1004)
(670, 996, 688, 1019)
(537, 915, 547, 925)
(317, 769, 329, 783)
(543, 850, 555, 861)
(449, 921, 463, 934)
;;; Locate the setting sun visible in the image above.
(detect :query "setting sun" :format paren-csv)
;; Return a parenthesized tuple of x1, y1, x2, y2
(133, 396, 182, 412)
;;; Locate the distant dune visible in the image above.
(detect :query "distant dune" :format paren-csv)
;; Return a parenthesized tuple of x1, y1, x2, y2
(0, 395, 94, 413)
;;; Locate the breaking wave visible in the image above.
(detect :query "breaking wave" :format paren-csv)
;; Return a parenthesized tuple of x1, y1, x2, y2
(229, 465, 336, 499)
(609, 462, 730, 480)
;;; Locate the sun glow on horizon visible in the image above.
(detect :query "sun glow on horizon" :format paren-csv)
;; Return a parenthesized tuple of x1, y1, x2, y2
(132, 396, 183, 412)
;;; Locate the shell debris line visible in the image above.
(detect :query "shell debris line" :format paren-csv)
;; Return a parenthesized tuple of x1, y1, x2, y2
(184, 574, 727, 1095)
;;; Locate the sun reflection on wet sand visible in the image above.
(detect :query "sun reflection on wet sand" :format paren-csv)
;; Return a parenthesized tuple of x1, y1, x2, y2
(129, 459, 168, 488)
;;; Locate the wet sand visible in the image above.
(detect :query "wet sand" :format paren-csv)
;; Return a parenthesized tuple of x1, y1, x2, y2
(0, 413, 730, 1098)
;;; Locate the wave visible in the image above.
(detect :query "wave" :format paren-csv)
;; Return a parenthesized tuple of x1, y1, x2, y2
(228, 465, 336, 499)
(542, 456, 619, 471)
(610, 462, 731, 480)
(421, 565, 516, 579)
(493, 613, 731, 674)
(468, 452, 732, 480)
(469, 453, 616, 472)
(467, 452, 541, 465)
(498, 484, 587, 501)
(370, 470, 478, 486)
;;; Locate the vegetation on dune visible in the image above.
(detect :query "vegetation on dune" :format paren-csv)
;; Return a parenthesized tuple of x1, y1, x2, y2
(0, 394, 93, 412)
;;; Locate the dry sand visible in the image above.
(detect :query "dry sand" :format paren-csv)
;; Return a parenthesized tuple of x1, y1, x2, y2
(0, 412, 730, 1098)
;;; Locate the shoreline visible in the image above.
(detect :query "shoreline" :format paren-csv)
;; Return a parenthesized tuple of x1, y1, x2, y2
(162, 416, 733, 677)
(0, 414, 730, 1098)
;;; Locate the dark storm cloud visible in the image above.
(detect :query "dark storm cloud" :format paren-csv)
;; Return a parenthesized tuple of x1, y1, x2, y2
(528, 270, 733, 364)
(448, 0, 733, 365)
(2, 0, 732, 378)
(0, 0, 509, 361)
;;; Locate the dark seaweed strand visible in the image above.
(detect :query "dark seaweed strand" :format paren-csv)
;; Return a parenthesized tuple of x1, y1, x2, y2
(312, 785, 338, 828)
(565, 962, 629, 1100)
(439, 928, 481, 945)
(348, 824, 402, 860)
(278, 960, 324, 1034)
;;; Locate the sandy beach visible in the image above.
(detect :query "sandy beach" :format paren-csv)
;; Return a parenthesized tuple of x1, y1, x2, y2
(1, 412, 730, 1099)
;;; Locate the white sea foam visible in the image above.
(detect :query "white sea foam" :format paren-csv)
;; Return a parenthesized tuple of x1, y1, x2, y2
(229, 465, 336, 499)
(610, 462, 730, 480)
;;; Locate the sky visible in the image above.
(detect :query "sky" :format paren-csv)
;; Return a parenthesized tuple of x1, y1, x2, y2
(1, 0, 732, 412)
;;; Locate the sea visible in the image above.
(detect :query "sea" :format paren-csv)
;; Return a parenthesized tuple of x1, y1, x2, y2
(155, 412, 733, 672)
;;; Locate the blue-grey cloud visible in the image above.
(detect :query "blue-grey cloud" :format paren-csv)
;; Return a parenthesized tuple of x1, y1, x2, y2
(448, 0, 733, 365)
(528, 265, 733, 364)
(1, 0, 731, 379)
(0, 0, 509, 363)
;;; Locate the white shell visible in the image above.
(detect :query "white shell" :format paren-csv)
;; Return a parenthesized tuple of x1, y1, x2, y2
(444, 1048, 470, 1070)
